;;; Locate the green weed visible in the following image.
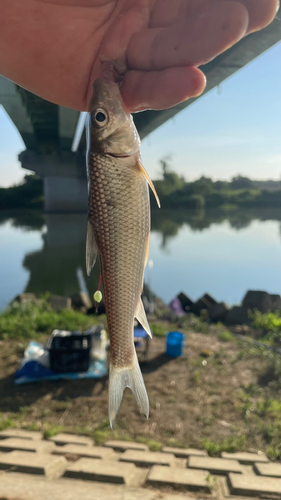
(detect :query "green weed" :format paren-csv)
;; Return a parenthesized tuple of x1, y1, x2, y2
(0, 416, 14, 431)
(0, 299, 101, 340)
(150, 323, 166, 337)
(43, 425, 64, 439)
(218, 331, 234, 342)
(250, 310, 281, 344)
(136, 437, 162, 451)
(202, 435, 246, 456)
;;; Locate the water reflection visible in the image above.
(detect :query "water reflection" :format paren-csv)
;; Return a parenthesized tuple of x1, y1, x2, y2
(0, 212, 99, 296)
(151, 208, 281, 248)
(0, 207, 280, 307)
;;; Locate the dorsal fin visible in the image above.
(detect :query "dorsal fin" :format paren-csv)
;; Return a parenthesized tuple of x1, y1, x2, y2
(136, 159, 160, 208)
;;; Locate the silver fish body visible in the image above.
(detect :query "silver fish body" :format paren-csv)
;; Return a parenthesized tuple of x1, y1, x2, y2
(86, 78, 159, 425)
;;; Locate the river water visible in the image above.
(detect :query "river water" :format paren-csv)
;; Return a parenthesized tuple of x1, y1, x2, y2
(0, 208, 280, 311)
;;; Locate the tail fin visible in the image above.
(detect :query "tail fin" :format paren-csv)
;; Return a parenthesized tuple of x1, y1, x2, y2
(109, 351, 149, 427)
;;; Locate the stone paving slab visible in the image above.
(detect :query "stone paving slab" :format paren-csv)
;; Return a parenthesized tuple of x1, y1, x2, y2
(146, 465, 211, 492)
(119, 450, 175, 467)
(161, 496, 195, 500)
(188, 456, 243, 475)
(104, 440, 148, 452)
(221, 451, 268, 464)
(64, 458, 139, 485)
(48, 433, 93, 447)
(0, 437, 55, 453)
(0, 473, 159, 500)
(162, 447, 207, 458)
(0, 429, 42, 441)
(53, 444, 115, 460)
(254, 461, 281, 478)
(0, 450, 66, 479)
(228, 472, 281, 496)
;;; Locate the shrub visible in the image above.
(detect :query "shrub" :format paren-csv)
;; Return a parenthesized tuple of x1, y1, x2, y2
(0, 299, 100, 340)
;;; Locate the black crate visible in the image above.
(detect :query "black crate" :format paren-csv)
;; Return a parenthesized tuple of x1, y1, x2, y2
(48, 332, 91, 373)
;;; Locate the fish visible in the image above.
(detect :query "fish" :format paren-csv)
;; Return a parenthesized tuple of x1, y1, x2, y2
(86, 71, 160, 427)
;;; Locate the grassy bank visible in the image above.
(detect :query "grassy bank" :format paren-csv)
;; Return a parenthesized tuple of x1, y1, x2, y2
(1, 300, 281, 458)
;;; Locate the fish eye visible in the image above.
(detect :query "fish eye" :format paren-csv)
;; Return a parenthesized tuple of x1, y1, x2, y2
(92, 109, 108, 127)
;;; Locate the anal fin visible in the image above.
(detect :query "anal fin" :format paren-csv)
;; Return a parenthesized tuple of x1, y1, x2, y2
(135, 298, 152, 338)
(86, 220, 98, 276)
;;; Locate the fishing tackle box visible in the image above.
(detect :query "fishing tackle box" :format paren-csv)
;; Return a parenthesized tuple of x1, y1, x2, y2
(46, 329, 91, 373)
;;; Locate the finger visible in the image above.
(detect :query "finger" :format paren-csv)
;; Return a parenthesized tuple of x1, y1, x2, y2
(127, 1, 249, 71)
(150, 0, 279, 32)
(227, 0, 280, 33)
(150, 0, 212, 28)
(121, 66, 206, 113)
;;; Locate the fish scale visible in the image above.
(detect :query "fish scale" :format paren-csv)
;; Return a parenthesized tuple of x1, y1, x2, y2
(86, 76, 159, 425)
(88, 152, 149, 364)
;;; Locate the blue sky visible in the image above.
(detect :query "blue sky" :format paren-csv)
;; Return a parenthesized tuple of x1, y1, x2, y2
(0, 41, 280, 187)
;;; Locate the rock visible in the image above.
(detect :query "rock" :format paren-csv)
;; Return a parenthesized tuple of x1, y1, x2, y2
(153, 296, 170, 317)
(14, 293, 36, 304)
(192, 297, 211, 316)
(242, 290, 272, 313)
(0, 430, 42, 441)
(209, 302, 229, 322)
(104, 440, 148, 452)
(63, 458, 138, 485)
(271, 294, 281, 311)
(162, 447, 207, 458)
(228, 471, 281, 496)
(169, 297, 185, 316)
(177, 292, 194, 313)
(48, 295, 71, 311)
(48, 433, 93, 447)
(71, 292, 92, 310)
(0, 438, 54, 454)
(202, 293, 217, 306)
(119, 450, 175, 468)
(0, 451, 66, 479)
(188, 456, 243, 475)
(53, 444, 115, 460)
(233, 325, 250, 334)
(146, 465, 211, 492)
(222, 451, 268, 465)
(225, 306, 249, 325)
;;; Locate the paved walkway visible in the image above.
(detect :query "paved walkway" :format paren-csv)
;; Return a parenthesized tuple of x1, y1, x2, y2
(0, 430, 279, 499)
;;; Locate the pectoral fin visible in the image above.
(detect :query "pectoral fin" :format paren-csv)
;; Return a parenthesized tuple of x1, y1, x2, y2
(86, 220, 98, 276)
(137, 159, 160, 208)
(135, 298, 152, 338)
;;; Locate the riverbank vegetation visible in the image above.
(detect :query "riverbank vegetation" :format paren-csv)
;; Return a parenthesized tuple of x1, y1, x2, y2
(152, 158, 281, 210)
(1, 161, 281, 211)
(0, 175, 43, 210)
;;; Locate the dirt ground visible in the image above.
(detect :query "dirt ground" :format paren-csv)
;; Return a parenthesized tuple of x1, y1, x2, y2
(0, 331, 279, 455)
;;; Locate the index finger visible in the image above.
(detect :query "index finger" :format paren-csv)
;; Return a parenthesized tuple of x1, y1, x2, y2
(127, 1, 249, 71)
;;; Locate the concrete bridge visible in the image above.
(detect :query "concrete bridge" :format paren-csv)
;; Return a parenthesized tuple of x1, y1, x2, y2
(1, 11, 280, 212)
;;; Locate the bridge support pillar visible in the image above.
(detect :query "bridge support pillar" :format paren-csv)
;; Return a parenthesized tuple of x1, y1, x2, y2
(19, 150, 87, 213)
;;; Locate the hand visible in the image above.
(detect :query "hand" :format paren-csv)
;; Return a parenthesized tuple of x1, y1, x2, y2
(0, 0, 278, 112)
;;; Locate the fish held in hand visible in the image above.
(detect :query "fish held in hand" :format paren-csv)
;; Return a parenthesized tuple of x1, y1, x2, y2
(86, 74, 160, 427)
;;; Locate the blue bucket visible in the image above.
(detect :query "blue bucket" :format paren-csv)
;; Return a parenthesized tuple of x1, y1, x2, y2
(166, 331, 185, 357)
